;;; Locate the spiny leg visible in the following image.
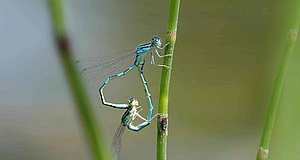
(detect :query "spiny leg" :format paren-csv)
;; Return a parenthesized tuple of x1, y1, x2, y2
(150, 50, 170, 68)
(99, 64, 136, 109)
(134, 107, 160, 122)
(150, 52, 155, 65)
(154, 47, 172, 58)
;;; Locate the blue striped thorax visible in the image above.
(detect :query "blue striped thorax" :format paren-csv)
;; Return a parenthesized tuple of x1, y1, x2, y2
(135, 37, 162, 56)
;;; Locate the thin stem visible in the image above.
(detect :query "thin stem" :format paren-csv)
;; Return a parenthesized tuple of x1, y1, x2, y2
(257, 1, 300, 159)
(156, 0, 180, 160)
(48, 1, 111, 160)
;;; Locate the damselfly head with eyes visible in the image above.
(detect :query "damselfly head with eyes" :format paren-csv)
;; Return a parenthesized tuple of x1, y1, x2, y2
(152, 36, 162, 48)
(128, 98, 139, 107)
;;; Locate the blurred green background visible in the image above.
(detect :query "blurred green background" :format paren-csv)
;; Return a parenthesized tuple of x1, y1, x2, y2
(0, 0, 299, 159)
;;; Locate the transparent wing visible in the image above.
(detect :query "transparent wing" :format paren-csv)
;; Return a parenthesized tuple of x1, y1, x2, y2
(75, 49, 136, 84)
(110, 123, 126, 160)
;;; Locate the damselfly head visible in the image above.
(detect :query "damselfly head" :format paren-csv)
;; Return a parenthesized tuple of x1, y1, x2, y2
(152, 37, 162, 47)
(128, 98, 139, 107)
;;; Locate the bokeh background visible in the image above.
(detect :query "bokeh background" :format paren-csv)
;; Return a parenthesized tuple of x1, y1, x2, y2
(0, 0, 300, 159)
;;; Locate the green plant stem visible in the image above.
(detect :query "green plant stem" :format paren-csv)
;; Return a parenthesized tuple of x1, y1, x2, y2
(48, 1, 110, 160)
(156, 0, 180, 160)
(257, 1, 300, 160)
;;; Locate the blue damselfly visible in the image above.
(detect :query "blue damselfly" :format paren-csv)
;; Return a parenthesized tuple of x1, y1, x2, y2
(76, 37, 170, 131)
(76, 37, 169, 159)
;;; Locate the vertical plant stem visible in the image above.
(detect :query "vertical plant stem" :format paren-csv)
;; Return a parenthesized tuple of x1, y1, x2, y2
(157, 0, 180, 160)
(48, 1, 110, 160)
(257, 1, 300, 160)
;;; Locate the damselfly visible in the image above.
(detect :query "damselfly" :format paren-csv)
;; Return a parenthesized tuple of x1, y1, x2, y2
(76, 36, 170, 131)
(111, 98, 154, 160)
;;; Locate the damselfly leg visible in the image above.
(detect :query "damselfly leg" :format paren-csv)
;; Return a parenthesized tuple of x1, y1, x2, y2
(150, 43, 172, 68)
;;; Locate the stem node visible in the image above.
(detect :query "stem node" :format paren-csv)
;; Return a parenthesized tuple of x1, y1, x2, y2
(166, 31, 177, 42)
(257, 147, 269, 160)
(158, 114, 168, 134)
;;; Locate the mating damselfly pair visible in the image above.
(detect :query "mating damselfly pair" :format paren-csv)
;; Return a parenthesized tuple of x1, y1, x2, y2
(76, 37, 170, 159)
